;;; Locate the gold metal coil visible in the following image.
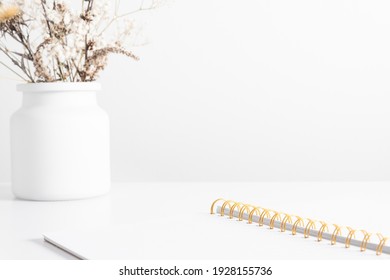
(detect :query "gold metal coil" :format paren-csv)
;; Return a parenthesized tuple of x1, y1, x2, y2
(210, 198, 388, 256)
(210, 198, 227, 215)
(238, 204, 256, 221)
(238, 204, 256, 222)
(220, 200, 236, 217)
(317, 221, 329, 242)
(248, 206, 262, 224)
(360, 230, 371, 252)
(269, 212, 281, 230)
(292, 216, 304, 235)
(376, 236, 388, 256)
(345, 227, 356, 248)
(304, 219, 316, 238)
(331, 224, 342, 245)
(280, 213, 292, 232)
(229, 202, 245, 219)
(258, 208, 271, 227)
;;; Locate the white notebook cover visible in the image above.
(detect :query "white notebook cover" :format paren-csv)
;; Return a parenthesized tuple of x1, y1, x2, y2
(42, 213, 389, 260)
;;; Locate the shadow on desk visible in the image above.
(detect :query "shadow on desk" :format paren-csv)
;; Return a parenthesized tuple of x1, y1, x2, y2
(0, 184, 14, 201)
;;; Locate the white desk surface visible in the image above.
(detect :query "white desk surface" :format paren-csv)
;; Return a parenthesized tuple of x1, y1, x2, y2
(0, 182, 389, 260)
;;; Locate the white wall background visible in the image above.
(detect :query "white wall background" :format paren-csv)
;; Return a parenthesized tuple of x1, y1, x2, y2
(1, 0, 390, 182)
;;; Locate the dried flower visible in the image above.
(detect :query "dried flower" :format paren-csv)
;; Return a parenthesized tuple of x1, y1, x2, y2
(0, 0, 159, 82)
(0, 5, 20, 23)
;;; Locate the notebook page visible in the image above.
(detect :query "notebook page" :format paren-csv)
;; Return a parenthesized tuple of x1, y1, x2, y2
(43, 212, 390, 260)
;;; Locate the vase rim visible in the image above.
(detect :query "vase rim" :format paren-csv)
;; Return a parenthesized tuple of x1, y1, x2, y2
(16, 82, 101, 93)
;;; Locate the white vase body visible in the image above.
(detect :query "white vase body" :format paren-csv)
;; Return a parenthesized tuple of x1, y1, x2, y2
(10, 82, 110, 201)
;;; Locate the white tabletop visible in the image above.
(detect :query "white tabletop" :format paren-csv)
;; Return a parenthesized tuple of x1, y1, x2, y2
(0, 182, 389, 260)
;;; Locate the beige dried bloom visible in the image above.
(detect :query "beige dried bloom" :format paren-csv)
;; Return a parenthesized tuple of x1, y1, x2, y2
(33, 38, 54, 82)
(0, 5, 21, 23)
(83, 46, 139, 81)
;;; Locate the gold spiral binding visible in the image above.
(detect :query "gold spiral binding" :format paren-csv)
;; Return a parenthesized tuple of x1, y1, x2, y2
(376, 237, 388, 256)
(292, 216, 304, 235)
(345, 227, 356, 248)
(258, 208, 271, 227)
(331, 224, 342, 245)
(210, 198, 388, 256)
(304, 219, 316, 238)
(376, 234, 388, 256)
(210, 198, 231, 215)
(210, 198, 224, 214)
(269, 212, 281, 230)
(248, 206, 262, 224)
(317, 221, 329, 242)
(280, 213, 292, 232)
(360, 230, 372, 252)
(220, 200, 236, 217)
(229, 202, 245, 219)
(238, 204, 257, 222)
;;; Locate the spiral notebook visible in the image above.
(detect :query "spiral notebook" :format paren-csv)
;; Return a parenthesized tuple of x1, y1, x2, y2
(210, 198, 389, 256)
(43, 198, 389, 259)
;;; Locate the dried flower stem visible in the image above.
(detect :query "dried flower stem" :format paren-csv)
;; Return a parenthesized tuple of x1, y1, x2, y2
(98, 0, 158, 37)
(0, 45, 34, 82)
(33, 38, 54, 82)
(0, 0, 158, 82)
(0, 60, 27, 81)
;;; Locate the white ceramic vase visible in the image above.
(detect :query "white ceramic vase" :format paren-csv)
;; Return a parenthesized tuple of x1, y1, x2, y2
(10, 82, 111, 201)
